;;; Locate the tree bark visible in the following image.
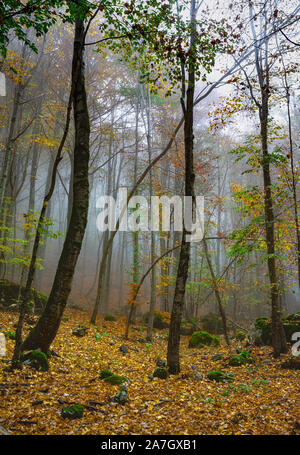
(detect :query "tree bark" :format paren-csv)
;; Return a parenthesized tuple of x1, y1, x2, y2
(167, 0, 196, 374)
(21, 17, 90, 353)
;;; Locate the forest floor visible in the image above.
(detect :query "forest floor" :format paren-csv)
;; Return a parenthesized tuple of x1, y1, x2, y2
(0, 309, 299, 435)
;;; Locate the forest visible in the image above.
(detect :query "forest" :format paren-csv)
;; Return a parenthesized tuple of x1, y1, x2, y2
(0, 0, 299, 438)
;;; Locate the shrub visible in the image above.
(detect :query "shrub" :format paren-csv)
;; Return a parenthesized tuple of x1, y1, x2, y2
(188, 331, 220, 348)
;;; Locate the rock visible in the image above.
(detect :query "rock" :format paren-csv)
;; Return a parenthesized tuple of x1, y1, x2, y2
(0, 280, 48, 314)
(104, 314, 117, 322)
(153, 367, 168, 379)
(156, 358, 166, 368)
(143, 311, 170, 329)
(191, 372, 203, 381)
(281, 356, 300, 370)
(228, 351, 256, 366)
(61, 404, 84, 419)
(111, 384, 128, 404)
(191, 365, 199, 370)
(188, 331, 220, 348)
(207, 370, 234, 382)
(234, 330, 247, 341)
(72, 326, 88, 337)
(249, 313, 300, 346)
(20, 350, 49, 372)
(200, 313, 223, 334)
(119, 344, 129, 355)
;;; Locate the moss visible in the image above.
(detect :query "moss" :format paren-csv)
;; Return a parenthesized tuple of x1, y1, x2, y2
(143, 311, 169, 329)
(104, 314, 117, 322)
(254, 313, 300, 345)
(61, 404, 84, 419)
(200, 313, 223, 334)
(153, 367, 168, 379)
(188, 331, 220, 348)
(0, 280, 47, 314)
(20, 350, 49, 372)
(4, 330, 15, 340)
(234, 330, 246, 341)
(104, 374, 129, 385)
(229, 351, 256, 366)
(99, 369, 114, 379)
(207, 370, 234, 382)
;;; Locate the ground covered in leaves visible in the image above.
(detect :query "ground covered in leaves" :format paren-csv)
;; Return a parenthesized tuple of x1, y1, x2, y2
(0, 309, 299, 435)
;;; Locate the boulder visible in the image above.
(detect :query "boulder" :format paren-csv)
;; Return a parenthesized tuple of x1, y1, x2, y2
(188, 331, 220, 348)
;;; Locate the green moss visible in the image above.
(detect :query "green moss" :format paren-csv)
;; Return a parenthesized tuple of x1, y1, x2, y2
(99, 369, 114, 379)
(153, 367, 168, 379)
(229, 351, 256, 366)
(104, 374, 129, 385)
(61, 404, 84, 419)
(4, 330, 15, 340)
(207, 370, 234, 382)
(234, 330, 246, 341)
(20, 350, 49, 372)
(188, 331, 220, 348)
(254, 313, 300, 345)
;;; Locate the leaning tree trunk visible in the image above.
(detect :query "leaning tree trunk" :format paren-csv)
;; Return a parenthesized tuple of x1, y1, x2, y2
(167, 0, 196, 375)
(21, 18, 90, 353)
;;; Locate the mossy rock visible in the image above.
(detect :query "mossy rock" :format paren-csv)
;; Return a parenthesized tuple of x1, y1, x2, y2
(72, 326, 88, 337)
(104, 314, 117, 322)
(234, 330, 246, 341)
(143, 311, 169, 330)
(281, 356, 300, 370)
(104, 374, 129, 385)
(229, 351, 256, 366)
(99, 369, 114, 379)
(188, 331, 220, 348)
(153, 367, 168, 379)
(4, 331, 15, 340)
(61, 404, 84, 419)
(0, 280, 47, 314)
(207, 370, 234, 382)
(180, 317, 199, 336)
(200, 313, 223, 334)
(20, 350, 49, 372)
(251, 313, 300, 346)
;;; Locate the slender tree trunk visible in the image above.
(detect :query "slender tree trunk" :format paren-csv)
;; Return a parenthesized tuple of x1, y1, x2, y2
(20, 17, 90, 354)
(167, 0, 196, 374)
(202, 238, 230, 345)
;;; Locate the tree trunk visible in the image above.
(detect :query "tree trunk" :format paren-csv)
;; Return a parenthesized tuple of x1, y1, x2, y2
(21, 17, 90, 353)
(167, 0, 196, 375)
